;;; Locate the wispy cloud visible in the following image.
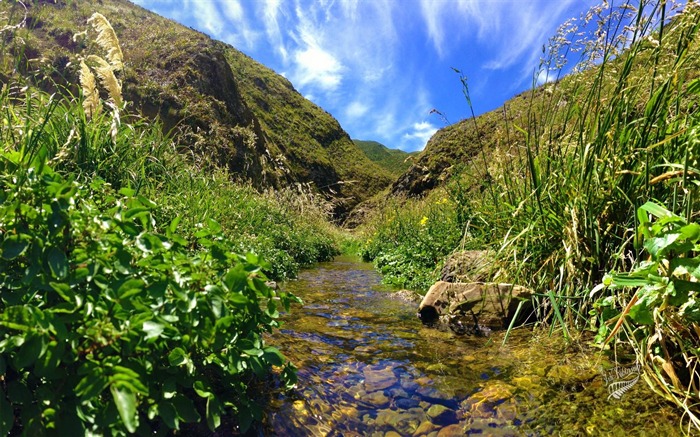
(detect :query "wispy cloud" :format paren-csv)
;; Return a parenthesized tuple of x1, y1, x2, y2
(345, 101, 370, 119)
(189, 0, 224, 37)
(132, 0, 602, 152)
(403, 121, 439, 150)
(419, 0, 584, 72)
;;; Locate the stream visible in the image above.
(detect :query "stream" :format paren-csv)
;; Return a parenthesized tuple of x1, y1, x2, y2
(260, 256, 683, 436)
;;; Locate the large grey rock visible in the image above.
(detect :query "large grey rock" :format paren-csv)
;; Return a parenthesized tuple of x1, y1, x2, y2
(417, 281, 535, 331)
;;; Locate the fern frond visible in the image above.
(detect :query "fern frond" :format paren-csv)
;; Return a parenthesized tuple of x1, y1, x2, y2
(607, 374, 640, 400)
(87, 13, 123, 71)
(79, 60, 101, 118)
(86, 55, 123, 107)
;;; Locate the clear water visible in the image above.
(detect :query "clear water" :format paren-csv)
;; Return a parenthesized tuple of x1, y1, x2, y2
(260, 256, 683, 436)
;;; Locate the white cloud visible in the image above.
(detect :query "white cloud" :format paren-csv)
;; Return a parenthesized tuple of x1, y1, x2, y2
(292, 43, 344, 91)
(261, 0, 288, 61)
(189, 0, 224, 37)
(419, 0, 584, 73)
(403, 121, 438, 150)
(345, 101, 370, 119)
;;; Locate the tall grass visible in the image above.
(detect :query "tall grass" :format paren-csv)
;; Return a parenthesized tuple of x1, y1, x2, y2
(362, 0, 700, 427)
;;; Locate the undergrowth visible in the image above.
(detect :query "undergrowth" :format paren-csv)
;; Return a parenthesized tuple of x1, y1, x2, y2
(0, 11, 340, 435)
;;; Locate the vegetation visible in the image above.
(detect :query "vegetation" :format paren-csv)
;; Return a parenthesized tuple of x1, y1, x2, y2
(0, 0, 392, 219)
(352, 139, 418, 177)
(0, 8, 343, 435)
(362, 0, 700, 429)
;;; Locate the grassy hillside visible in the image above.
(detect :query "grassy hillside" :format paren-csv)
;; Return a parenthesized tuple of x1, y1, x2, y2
(353, 139, 417, 177)
(0, 0, 392, 217)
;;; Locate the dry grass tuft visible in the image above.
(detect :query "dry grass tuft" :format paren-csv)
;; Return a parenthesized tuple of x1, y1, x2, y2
(79, 60, 101, 118)
(85, 54, 122, 107)
(87, 12, 123, 71)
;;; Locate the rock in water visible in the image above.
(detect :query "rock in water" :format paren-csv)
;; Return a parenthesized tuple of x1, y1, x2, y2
(417, 281, 535, 331)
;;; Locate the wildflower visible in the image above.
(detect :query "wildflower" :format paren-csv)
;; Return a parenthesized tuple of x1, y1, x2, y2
(419, 216, 428, 226)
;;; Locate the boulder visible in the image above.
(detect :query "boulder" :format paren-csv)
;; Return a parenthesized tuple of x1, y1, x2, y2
(417, 281, 535, 331)
(440, 250, 492, 283)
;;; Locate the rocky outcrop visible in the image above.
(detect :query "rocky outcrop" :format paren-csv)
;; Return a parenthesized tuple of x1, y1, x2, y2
(417, 281, 535, 334)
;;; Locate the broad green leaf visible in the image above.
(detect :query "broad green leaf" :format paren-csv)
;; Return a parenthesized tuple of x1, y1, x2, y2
(609, 272, 652, 288)
(124, 206, 150, 220)
(13, 334, 44, 369)
(263, 347, 285, 367)
(228, 292, 249, 306)
(111, 384, 138, 433)
(137, 195, 157, 209)
(249, 356, 266, 378)
(639, 201, 675, 219)
(47, 247, 68, 280)
(111, 366, 148, 394)
(168, 348, 187, 366)
(142, 321, 164, 341)
(680, 223, 700, 242)
(49, 282, 74, 303)
(205, 218, 222, 234)
(172, 395, 200, 423)
(193, 380, 214, 399)
(168, 216, 181, 235)
(75, 372, 109, 401)
(206, 397, 222, 431)
(223, 266, 247, 293)
(117, 278, 144, 299)
(1, 234, 31, 260)
(158, 400, 179, 429)
(119, 187, 135, 197)
(629, 298, 654, 325)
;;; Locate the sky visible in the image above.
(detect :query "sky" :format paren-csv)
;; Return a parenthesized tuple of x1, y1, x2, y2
(132, 0, 602, 152)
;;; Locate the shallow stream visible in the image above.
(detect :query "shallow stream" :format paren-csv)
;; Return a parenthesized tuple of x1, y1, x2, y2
(261, 256, 683, 436)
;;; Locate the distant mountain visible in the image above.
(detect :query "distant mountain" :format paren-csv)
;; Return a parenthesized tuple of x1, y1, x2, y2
(0, 0, 393, 217)
(353, 140, 418, 177)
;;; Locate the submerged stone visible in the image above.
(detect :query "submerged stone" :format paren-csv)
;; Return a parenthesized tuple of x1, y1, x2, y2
(364, 366, 397, 392)
(426, 404, 458, 425)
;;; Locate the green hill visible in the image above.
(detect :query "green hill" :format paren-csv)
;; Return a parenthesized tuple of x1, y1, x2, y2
(352, 139, 418, 176)
(0, 0, 392, 217)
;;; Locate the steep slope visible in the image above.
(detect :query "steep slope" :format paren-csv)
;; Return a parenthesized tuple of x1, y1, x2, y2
(352, 139, 418, 177)
(390, 90, 533, 196)
(0, 0, 392, 217)
(392, 12, 700, 198)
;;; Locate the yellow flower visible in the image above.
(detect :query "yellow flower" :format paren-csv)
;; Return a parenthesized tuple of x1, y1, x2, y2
(419, 216, 428, 226)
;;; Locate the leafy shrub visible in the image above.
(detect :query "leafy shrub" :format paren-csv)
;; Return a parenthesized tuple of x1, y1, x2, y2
(596, 201, 700, 426)
(0, 151, 298, 435)
(360, 194, 462, 291)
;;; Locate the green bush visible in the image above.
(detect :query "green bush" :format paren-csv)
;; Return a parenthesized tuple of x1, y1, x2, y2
(0, 152, 299, 435)
(360, 194, 462, 291)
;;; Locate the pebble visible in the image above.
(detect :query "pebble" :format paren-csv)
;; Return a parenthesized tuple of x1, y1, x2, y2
(364, 366, 397, 392)
(435, 424, 465, 437)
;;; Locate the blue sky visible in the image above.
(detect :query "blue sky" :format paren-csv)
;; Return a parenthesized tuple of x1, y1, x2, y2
(132, 0, 601, 151)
